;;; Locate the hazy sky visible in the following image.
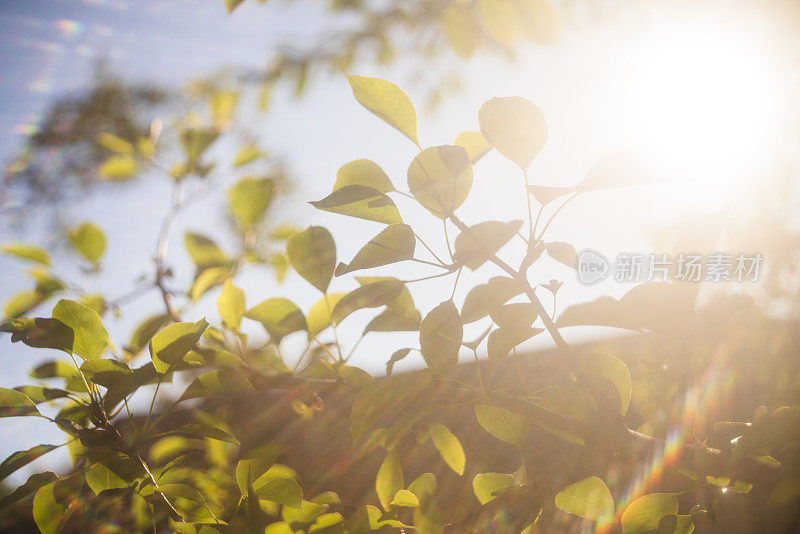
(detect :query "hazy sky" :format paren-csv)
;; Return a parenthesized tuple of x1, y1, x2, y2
(0, 0, 798, 482)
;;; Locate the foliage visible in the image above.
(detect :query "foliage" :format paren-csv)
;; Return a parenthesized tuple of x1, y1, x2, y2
(1, 7, 800, 532)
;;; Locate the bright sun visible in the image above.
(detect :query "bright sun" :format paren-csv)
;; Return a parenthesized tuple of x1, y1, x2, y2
(620, 20, 783, 188)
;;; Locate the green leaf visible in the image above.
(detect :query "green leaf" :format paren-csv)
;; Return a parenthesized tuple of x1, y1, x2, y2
(487, 325, 543, 360)
(287, 226, 336, 293)
(347, 75, 418, 145)
(3, 291, 44, 319)
(51, 299, 109, 360)
(236, 445, 284, 494)
(408, 473, 437, 501)
(334, 159, 394, 193)
(478, 0, 520, 48)
(335, 224, 415, 276)
(307, 293, 345, 337)
(472, 473, 514, 504)
(185, 232, 229, 269)
(407, 145, 473, 218)
(257, 478, 303, 510)
(84, 463, 128, 494)
(233, 144, 261, 166)
(554, 476, 615, 522)
(453, 220, 523, 270)
(1, 242, 50, 265)
(391, 489, 419, 508)
(360, 277, 420, 334)
(351, 372, 432, 442)
(149, 319, 209, 373)
(125, 314, 171, 356)
(1, 318, 73, 354)
(419, 300, 462, 371)
(0, 388, 39, 418)
(227, 177, 274, 228)
(443, 6, 480, 58)
(577, 353, 631, 415)
(489, 302, 538, 329)
(376, 449, 404, 511)
(621, 493, 679, 534)
(310, 185, 403, 225)
(454, 130, 492, 163)
(0, 445, 58, 483)
(13, 386, 70, 404)
(181, 370, 253, 401)
(225, 0, 245, 13)
(98, 154, 138, 180)
(218, 279, 245, 330)
(245, 298, 306, 342)
(461, 276, 524, 323)
(172, 422, 239, 444)
(479, 96, 548, 168)
(190, 266, 230, 302)
(545, 241, 578, 269)
(0, 472, 58, 510)
(474, 404, 530, 447)
(527, 185, 574, 205)
(97, 132, 134, 153)
(68, 222, 106, 263)
(332, 279, 404, 324)
(428, 423, 466, 475)
(33, 482, 69, 534)
(181, 127, 219, 169)
(80, 359, 133, 389)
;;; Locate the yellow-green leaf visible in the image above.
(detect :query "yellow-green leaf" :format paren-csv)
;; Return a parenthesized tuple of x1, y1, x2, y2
(185, 233, 228, 269)
(97, 132, 134, 153)
(68, 222, 106, 264)
(419, 300, 462, 371)
(310, 185, 403, 225)
(443, 6, 480, 58)
(236, 444, 284, 494)
(479, 96, 548, 169)
(257, 477, 303, 510)
(407, 145, 473, 218)
(376, 449, 404, 511)
(334, 159, 394, 193)
(347, 75, 418, 145)
(335, 224, 415, 276)
(428, 423, 466, 475)
(245, 298, 306, 342)
(218, 279, 245, 330)
(51, 299, 108, 360)
(0, 388, 39, 418)
(473, 473, 514, 504)
(149, 318, 209, 373)
(454, 130, 492, 163)
(98, 154, 138, 180)
(1, 243, 50, 265)
(287, 226, 336, 293)
(453, 220, 523, 270)
(461, 276, 523, 323)
(554, 476, 615, 522)
(227, 177, 274, 228)
(621, 493, 678, 534)
(474, 404, 530, 447)
(307, 293, 346, 337)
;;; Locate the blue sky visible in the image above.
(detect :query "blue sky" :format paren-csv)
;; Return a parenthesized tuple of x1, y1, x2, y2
(1, 0, 798, 482)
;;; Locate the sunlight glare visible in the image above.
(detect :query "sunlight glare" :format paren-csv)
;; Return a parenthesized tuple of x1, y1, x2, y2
(621, 21, 781, 191)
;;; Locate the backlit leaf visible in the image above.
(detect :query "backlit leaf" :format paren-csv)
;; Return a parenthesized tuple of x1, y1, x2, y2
(351, 372, 432, 442)
(233, 144, 261, 166)
(287, 226, 336, 293)
(0, 388, 39, 418)
(376, 449, 404, 510)
(185, 232, 229, 269)
(487, 325, 543, 360)
(391, 489, 419, 508)
(546, 241, 578, 269)
(443, 7, 480, 58)
(98, 155, 138, 180)
(68, 222, 106, 263)
(1, 243, 50, 265)
(336, 224, 415, 276)
(554, 476, 615, 522)
(479, 96, 548, 168)
(51, 299, 109, 360)
(419, 300, 462, 371)
(149, 319, 209, 373)
(181, 370, 253, 401)
(578, 151, 664, 193)
(0, 445, 58, 483)
(454, 130, 492, 163)
(245, 298, 306, 342)
(347, 75, 418, 145)
(428, 423, 466, 475)
(473, 473, 514, 504)
(453, 220, 523, 270)
(228, 177, 274, 228)
(527, 185, 574, 205)
(477, 0, 520, 48)
(461, 276, 523, 323)
(0, 472, 58, 511)
(257, 478, 303, 509)
(1, 318, 73, 354)
(620, 493, 678, 534)
(307, 293, 346, 337)
(310, 185, 403, 225)
(33, 482, 69, 534)
(97, 132, 134, 153)
(332, 279, 404, 324)
(474, 404, 530, 447)
(236, 444, 284, 494)
(407, 145, 473, 218)
(577, 353, 631, 415)
(334, 159, 394, 193)
(218, 279, 246, 330)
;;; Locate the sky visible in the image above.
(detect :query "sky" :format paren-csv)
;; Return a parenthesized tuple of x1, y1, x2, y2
(0, 0, 798, 482)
